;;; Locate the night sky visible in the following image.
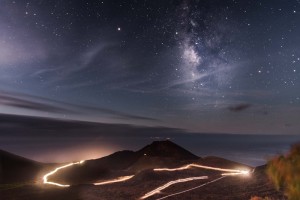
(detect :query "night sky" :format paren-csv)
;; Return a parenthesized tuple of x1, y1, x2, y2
(0, 0, 300, 165)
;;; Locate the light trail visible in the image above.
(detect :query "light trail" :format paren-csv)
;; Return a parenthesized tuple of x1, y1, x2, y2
(140, 164, 251, 199)
(43, 159, 250, 200)
(93, 175, 134, 185)
(43, 160, 134, 187)
(154, 163, 250, 176)
(43, 160, 85, 187)
(156, 176, 225, 200)
(140, 176, 208, 199)
(221, 171, 250, 176)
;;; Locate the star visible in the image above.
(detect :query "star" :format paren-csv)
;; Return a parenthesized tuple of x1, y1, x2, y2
(117, 27, 121, 31)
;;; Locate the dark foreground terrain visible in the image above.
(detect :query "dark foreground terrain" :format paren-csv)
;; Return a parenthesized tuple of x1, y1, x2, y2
(0, 141, 285, 200)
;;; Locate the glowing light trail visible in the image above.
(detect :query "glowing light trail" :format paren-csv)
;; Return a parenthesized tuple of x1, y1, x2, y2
(43, 159, 250, 200)
(140, 176, 208, 199)
(93, 175, 134, 185)
(43, 159, 134, 187)
(156, 176, 225, 200)
(140, 164, 251, 199)
(43, 160, 85, 187)
(222, 171, 250, 176)
(154, 163, 250, 176)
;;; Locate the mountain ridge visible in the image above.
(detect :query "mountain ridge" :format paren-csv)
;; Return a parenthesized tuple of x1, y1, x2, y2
(1, 140, 250, 185)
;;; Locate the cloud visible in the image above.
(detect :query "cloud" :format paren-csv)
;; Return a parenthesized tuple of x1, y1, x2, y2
(0, 93, 71, 114)
(0, 113, 179, 138)
(1, 113, 299, 166)
(228, 103, 252, 112)
(0, 113, 182, 162)
(0, 91, 159, 123)
(74, 104, 160, 122)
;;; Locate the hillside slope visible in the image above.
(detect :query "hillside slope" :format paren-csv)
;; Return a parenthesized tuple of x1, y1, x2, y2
(0, 150, 44, 183)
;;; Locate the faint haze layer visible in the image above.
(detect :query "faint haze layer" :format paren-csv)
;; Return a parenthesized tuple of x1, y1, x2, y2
(1, 114, 299, 166)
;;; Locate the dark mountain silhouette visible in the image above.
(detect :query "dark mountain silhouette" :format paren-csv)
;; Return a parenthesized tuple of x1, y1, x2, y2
(0, 141, 284, 200)
(0, 149, 44, 184)
(128, 140, 199, 171)
(51, 140, 200, 184)
(137, 140, 199, 159)
(1, 141, 251, 185)
(51, 150, 140, 184)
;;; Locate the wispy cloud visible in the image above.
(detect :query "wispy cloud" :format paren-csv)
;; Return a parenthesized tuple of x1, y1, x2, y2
(0, 92, 71, 114)
(228, 103, 252, 112)
(0, 91, 159, 123)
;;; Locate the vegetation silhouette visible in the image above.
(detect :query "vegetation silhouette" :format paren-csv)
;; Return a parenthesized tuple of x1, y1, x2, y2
(267, 143, 300, 200)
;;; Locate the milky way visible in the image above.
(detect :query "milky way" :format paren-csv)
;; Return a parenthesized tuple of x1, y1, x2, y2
(0, 0, 299, 134)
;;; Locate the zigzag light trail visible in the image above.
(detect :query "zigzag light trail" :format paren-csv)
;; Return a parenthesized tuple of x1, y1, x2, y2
(42, 160, 250, 199)
(140, 176, 208, 199)
(153, 163, 250, 176)
(155, 176, 225, 200)
(43, 160, 85, 187)
(42, 160, 134, 187)
(140, 163, 250, 199)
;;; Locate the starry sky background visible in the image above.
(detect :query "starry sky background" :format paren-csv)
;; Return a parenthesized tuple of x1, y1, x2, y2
(0, 0, 300, 165)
